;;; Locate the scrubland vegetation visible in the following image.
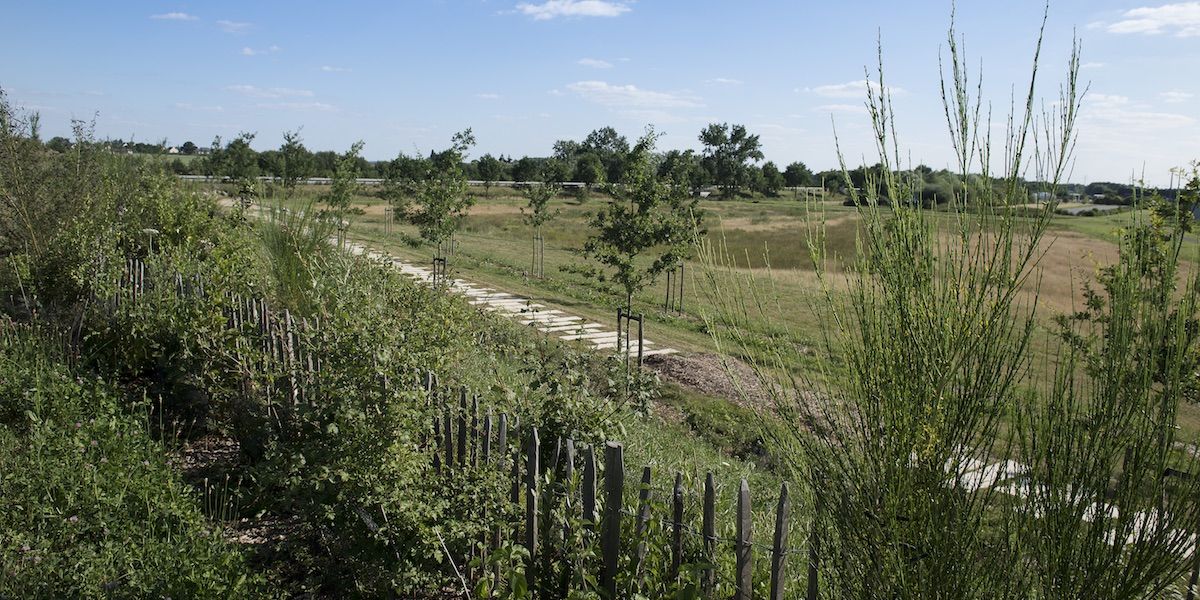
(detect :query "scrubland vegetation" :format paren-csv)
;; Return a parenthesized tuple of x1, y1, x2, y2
(6, 7, 1200, 599)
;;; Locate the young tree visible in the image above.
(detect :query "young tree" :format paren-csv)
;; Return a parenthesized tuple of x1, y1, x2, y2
(475, 153, 503, 197)
(221, 132, 260, 202)
(522, 182, 559, 277)
(584, 129, 704, 310)
(320, 141, 365, 218)
(278, 128, 314, 198)
(698, 122, 763, 197)
(406, 129, 476, 259)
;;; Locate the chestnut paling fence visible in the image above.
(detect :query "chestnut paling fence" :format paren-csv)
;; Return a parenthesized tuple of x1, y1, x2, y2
(96, 257, 820, 598)
(427, 382, 819, 600)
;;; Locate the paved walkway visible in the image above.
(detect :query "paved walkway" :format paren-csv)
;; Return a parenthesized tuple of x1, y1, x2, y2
(343, 241, 677, 359)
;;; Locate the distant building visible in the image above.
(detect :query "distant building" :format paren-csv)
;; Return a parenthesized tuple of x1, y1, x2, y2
(166, 147, 179, 155)
(1031, 191, 1053, 202)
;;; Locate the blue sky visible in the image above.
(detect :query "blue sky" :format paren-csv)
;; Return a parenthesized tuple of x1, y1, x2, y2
(2, 1, 1197, 185)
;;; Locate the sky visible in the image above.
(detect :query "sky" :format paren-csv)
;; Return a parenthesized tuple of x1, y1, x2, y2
(1, 1, 1198, 186)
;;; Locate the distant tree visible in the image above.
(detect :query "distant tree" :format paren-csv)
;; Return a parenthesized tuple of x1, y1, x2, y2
(573, 153, 605, 191)
(219, 132, 259, 201)
(512, 156, 541, 183)
(698, 123, 763, 197)
(43, 136, 71, 153)
(312, 150, 339, 178)
(544, 158, 572, 184)
(584, 129, 704, 310)
(203, 135, 224, 177)
(320, 141, 365, 217)
(476, 153, 503, 197)
(658, 149, 708, 194)
(278, 128, 314, 197)
(760, 161, 785, 196)
(180, 140, 198, 155)
(783, 161, 814, 187)
(406, 129, 476, 259)
(582, 126, 631, 184)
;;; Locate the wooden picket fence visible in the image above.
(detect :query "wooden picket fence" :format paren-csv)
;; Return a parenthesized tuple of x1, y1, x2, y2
(427, 385, 820, 599)
(106, 258, 820, 597)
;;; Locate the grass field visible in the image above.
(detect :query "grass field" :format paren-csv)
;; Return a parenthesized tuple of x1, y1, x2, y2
(243, 184, 1200, 434)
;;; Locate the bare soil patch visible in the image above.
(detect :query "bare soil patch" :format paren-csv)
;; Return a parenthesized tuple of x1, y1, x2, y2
(646, 352, 771, 411)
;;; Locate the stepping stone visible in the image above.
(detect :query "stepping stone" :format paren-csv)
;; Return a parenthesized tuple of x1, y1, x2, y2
(561, 331, 619, 342)
(640, 348, 678, 357)
(541, 323, 603, 333)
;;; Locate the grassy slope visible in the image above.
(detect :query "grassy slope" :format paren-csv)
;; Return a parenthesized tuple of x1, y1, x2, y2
(264, 186, 1200, 437)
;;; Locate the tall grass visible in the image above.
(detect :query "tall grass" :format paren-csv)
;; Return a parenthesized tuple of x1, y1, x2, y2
(698, 10, 1200, 598)
(258, 200, 338, 315)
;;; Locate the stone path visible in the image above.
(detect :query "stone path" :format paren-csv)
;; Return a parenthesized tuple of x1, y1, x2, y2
(343, 241, 678, 359)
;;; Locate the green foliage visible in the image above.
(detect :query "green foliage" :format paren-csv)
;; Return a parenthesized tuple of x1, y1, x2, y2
(319, 140, 365, 217)
(698, 123, 763, 197)
(584, 130, 704, 309)
(0, 325, 263, 598)
(277, 128, 314, 198)
(406, 130, 476, 255)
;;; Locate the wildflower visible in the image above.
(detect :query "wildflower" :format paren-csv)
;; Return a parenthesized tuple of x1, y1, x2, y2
(100, 457, 108, 464)
(142, 460, 150, 467)
(74, 422, 82, 429)
(90, 440, 98, 447)
(68, 515, 78, 523)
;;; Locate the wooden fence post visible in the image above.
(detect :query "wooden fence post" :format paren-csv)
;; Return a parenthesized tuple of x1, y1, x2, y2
(526, 427, 540, 597)
(471, 395, 480, 467)
(442, 411, 453, 473)
(702, 473, 716, 597)
(482, 411, 493, 465)
(583, 446, 598, 529)
(634, 466, 652, 589)
(457, 388, 468, 466)
(432, 413, 442, 475)
(736, 479, 752, 600)
(561, 439, 576, 597)
(770, 482, 790, 600)
(601, 442, 624, 599)
(670, 472, 684, 583)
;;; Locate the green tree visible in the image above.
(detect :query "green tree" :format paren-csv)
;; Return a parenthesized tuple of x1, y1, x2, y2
(45, 136, 71, 153)
(476, 153, 503, 197)
(278, 128, 314, 198)
(584, 129, 703, 310)
(783, 161, 814, 187)
(573, 153, 605, 191)
(180, 140, 198, 155)
(320, 140, 365, 217)
(759, 161, 785, 196)
(220, 132, 260, 202)
(406, 129, 476, 259)
(522, 182, 559, 277)
(511, 156, 541, 183)
(698, 123, 763, 197)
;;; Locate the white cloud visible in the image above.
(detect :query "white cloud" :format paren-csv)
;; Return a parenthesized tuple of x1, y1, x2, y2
(813, 104, 868, 115)
(566, 81, 702, 108)
(241, 45, 280, 56)
(1160, 90, 1195, 103)
(705, 78, 743, 85)
(255, 102, 338, 112)
(216, 20, 252, 34)
(516, 0, 631, 20)
(578, 58, 613, 69)
(175, 102, 224, 112)
(226, 85, 313, 99)
(808, 79, 905, 99)
(1102, 3, 1200, 37)
(151, 12, 197, 21)
(1083, 92, 1195, 129)
(320, 65, 351, 73)
(477, 93, 502, 100)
